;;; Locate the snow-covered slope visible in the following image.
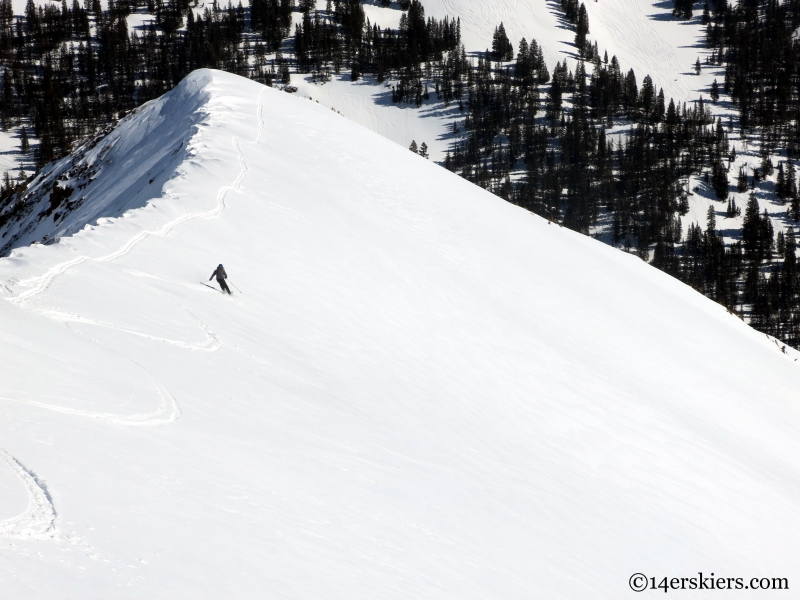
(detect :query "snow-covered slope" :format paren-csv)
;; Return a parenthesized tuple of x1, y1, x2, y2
(288, 0, 717, 163)
(1, 69, 799, 599)
(411, 0, 707, 101)
(289, 73, 462, 162)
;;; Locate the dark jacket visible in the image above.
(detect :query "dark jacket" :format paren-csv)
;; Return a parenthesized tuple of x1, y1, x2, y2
(210, 266, 227, 281)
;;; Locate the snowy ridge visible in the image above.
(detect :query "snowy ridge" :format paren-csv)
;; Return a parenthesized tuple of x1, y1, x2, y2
(0, 70, 215, 256)
(0, 70, 799, 598)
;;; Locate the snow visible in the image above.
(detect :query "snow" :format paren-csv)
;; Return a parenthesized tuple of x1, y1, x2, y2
(0, 127, 34, 180)
(289, 74, 460, 162)
(1, 69, 799, 597)
(283, 2, 457, 161)
(126, 8, 156, 34)
(0, 71, 213, 255)
(0, 0, 733, 174)
(415, 0, 708, 102)
(286, 0, 724, 166)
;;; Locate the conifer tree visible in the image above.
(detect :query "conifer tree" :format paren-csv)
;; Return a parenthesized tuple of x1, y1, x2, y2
(710, 79, 719, 103)
(575, 3, 589, 55)
(711, 160, 729, 199)
(19, 127, 29, 155)
(491, 23, 512, 61)
(776, 162, 786, 201)
(674, 0, 693, 19)
(706, 204, 716, 233)
(791, 196, 800, 222)
(787, 161, 797, 199)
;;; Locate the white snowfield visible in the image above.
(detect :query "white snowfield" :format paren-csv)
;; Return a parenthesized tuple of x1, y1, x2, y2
(0, 70, 799, 598)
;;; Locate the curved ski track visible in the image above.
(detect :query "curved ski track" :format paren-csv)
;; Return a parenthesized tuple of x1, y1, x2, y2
(0, 451, 57, 541)
(0, 359, 181, 427)
(36, 307, 222, 353)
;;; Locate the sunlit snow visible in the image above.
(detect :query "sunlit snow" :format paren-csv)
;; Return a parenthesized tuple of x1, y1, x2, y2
(1, 70, 799, 598)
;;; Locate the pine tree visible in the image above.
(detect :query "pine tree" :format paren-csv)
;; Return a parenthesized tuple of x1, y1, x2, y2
(742, 193, 774, 261)
(409, 140, 418, 153)
(776, 162, 786, 201)
(784, 228, 797, 286)
(791, 195, 800, 222)
(575, 3, 589, 55)
(726, 197, 741, 217)
(19, 127, 29, 155)
(710, 79, 719, 103)
(674, 0, 693, 19)
(711, 160, 729, 199)
(737, 166, 748, 192)
(491, 23, 512, 61)
(706, 204, 716, 233)
(787, 161, 797, 199)
(418, 142, 429, 159)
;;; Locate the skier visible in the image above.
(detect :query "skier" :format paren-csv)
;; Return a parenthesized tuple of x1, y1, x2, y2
(209, 264, 231, 294)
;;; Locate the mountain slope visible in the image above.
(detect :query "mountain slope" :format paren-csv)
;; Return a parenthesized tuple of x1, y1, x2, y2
(1, 69, 799, 599)
(417, 0, 708, 101)
(290, 0, 716, 160)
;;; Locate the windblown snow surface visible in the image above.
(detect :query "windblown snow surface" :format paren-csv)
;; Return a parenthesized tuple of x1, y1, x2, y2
(1, 70, 799, 598)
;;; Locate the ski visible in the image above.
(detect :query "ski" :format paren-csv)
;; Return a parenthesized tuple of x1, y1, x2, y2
(200, 281, 231, 294)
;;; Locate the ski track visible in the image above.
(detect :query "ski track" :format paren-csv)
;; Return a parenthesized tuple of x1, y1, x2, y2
(33, 307, 222, 352)
(0, 451, 57, 541)
(0, 87, 268, 430)
(0, 450, 101, 560)
(0, 362, 181, 427)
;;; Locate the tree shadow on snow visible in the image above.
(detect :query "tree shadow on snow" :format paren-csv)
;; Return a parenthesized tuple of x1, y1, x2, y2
(362, 0, 404, 10)
(545, 0, 577, 33)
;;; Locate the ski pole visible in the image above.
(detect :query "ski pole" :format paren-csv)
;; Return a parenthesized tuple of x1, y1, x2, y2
(229, 281, 242, 294)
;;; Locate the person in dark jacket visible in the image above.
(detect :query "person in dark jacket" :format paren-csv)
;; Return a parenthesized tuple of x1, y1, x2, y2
(210, 264, 231, 294)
